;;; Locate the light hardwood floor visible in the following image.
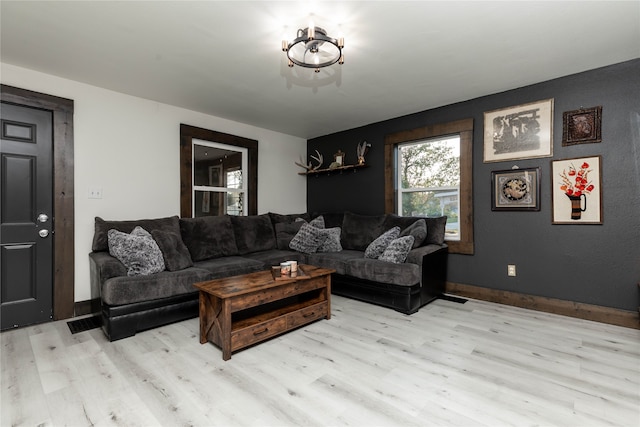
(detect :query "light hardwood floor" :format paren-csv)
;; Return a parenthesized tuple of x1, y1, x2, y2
(2, 295, 639, 426)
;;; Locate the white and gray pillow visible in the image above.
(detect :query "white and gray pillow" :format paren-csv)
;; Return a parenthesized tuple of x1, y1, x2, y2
(364, 226, 400, 259)
(108, 226, 165, 276)
(317, 227, 342, 252)
(379, 236, 415, 264)
(309, 215, 325, 228)
(289, 223, 329, 254)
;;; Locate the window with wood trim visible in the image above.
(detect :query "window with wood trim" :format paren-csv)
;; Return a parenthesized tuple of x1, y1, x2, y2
(180, 124, 258, 218)
(385, 118, 474, 254)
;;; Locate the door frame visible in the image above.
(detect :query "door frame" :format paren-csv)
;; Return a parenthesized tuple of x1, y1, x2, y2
(1, 84, 75, 320)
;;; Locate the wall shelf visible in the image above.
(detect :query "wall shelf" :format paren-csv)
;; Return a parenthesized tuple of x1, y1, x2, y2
(299, 163, 368, 176)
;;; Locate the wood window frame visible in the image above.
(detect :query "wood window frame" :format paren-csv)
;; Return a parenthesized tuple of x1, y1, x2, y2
(180, 124, 258, 217)
(1, 84, 75, 319)
(385, 118, 474, 254)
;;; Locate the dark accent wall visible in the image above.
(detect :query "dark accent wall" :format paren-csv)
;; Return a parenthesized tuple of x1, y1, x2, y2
(308, 59, 640, 312)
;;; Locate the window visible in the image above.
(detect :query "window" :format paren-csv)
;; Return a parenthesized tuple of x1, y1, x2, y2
(180, 124, 257, 218)
(397, 136, 461, 240)
(385, 118, 474, 254)
(192, 140, 247, 216)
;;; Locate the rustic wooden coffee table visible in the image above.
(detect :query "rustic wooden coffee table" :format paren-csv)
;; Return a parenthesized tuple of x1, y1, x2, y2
(194, 264, 334, 360)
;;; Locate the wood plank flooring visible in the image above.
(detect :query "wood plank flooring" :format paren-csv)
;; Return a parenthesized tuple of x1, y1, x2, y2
(2, 295, 639, 426)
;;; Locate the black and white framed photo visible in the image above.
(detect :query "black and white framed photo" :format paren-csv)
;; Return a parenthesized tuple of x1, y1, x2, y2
(484, 99, 554, 163)
(491, 167, 541, 211)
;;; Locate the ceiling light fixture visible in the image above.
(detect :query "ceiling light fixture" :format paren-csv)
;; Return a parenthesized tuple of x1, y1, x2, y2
(282, 25, 344, 73)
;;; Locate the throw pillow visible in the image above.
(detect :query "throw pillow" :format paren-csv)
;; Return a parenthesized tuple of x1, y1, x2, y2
(340, 212, 386, 251)
(364, 226, 400, 259)
(92, 215, 180, 252)
(108, 226, 165, 276)
(289, 223, 329, 254)
(275, 221, 304, 250)
(379, 236, 415, 264)
(230, 214, 277, 255)
(317, 227, 342, 252)
(400, 219, 427, 248)
(151, 230, 193, 271)
(179, 215, 238, 261)
(309, 215, 325, 228)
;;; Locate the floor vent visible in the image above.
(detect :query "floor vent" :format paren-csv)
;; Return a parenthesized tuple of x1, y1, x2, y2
(67, 315, 101, 334)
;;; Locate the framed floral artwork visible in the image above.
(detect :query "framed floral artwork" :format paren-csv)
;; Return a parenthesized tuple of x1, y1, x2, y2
(491, 167, 540, 211)
(562, 106, 602, 146)
(484, 99, 554, 163)
(551, 156, 602, 224)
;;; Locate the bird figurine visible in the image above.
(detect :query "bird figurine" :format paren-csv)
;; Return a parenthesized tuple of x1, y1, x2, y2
(356, 140, 371, 165)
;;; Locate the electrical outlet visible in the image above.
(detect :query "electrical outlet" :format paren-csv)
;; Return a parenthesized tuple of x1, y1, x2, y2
(507, 264, 516, 277)
(88, 187, 103, 199)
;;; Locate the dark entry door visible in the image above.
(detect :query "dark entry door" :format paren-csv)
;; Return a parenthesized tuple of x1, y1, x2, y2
(1, 102, 54, 330)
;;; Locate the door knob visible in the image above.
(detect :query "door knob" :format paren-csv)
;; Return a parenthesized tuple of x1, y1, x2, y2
(39, 229, 49, 238)
(37, 213, 49, 223)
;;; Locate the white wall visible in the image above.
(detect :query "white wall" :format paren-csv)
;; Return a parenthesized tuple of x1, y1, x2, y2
(1, 63, 307, 303)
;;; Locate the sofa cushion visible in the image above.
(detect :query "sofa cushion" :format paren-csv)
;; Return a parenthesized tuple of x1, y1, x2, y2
(93, 215, 180, 252)
(399, 219, 427, 248)
(423, 216, 447, 245)
(180, 215, 238, 261)
(289, 223, 328, 254)
(101, 266, 212, 306)
(306, 250, 364, 275)
(346, 258, 420, 286)
(151, 229, 193, 271)
(379, 236, 415, 264)
(364, 226, 400, 259)
(268, 212, 310, 226)
(231, 214, 277, 255)
(275, 221, 304, 250)
(340, 212, 386, 251)
(107, 227, 165, 276)
(242, 249, 307, 269)
(192, 256, 264, 279)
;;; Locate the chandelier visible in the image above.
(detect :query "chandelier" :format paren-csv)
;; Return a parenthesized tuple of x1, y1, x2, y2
(282, 26, 344, 73)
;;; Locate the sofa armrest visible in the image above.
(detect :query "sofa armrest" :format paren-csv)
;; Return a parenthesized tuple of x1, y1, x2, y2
(406, 244, 447, 265)
(89, 252, 127, 300)
(417, 244, 448, 303)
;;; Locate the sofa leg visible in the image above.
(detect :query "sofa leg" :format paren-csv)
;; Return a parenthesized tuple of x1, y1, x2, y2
(101, 312, 138, 341)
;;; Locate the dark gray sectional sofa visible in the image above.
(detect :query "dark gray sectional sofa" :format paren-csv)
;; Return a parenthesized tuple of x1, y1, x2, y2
(89, 212, 448, 341)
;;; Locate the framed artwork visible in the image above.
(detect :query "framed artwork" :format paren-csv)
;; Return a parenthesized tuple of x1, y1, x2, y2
(484, 98, 554, 163)
(551, 156, 602, 224)
(491, 167, 540, 211)
(562, 106, 602, 146)
(334, 150, 345, 166)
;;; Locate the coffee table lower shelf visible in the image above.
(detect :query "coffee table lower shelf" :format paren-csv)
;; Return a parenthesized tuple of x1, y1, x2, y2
(194, 265, 333, 360)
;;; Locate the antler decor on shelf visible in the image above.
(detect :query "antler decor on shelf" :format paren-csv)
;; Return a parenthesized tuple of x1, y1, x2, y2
(295, 149, 324, 171)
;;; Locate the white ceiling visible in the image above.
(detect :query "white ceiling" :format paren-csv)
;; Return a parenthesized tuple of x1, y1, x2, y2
(2, 1, 639, 139)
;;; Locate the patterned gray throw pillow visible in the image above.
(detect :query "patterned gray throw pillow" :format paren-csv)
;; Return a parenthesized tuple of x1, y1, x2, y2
(364, 226, 400, 259)
(289, 223, 329, 254)
(309, 215, 325, 228)
(108, 226, 165, 276)
(317, 227, 342, 253)
(379, 235, 415, 264)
